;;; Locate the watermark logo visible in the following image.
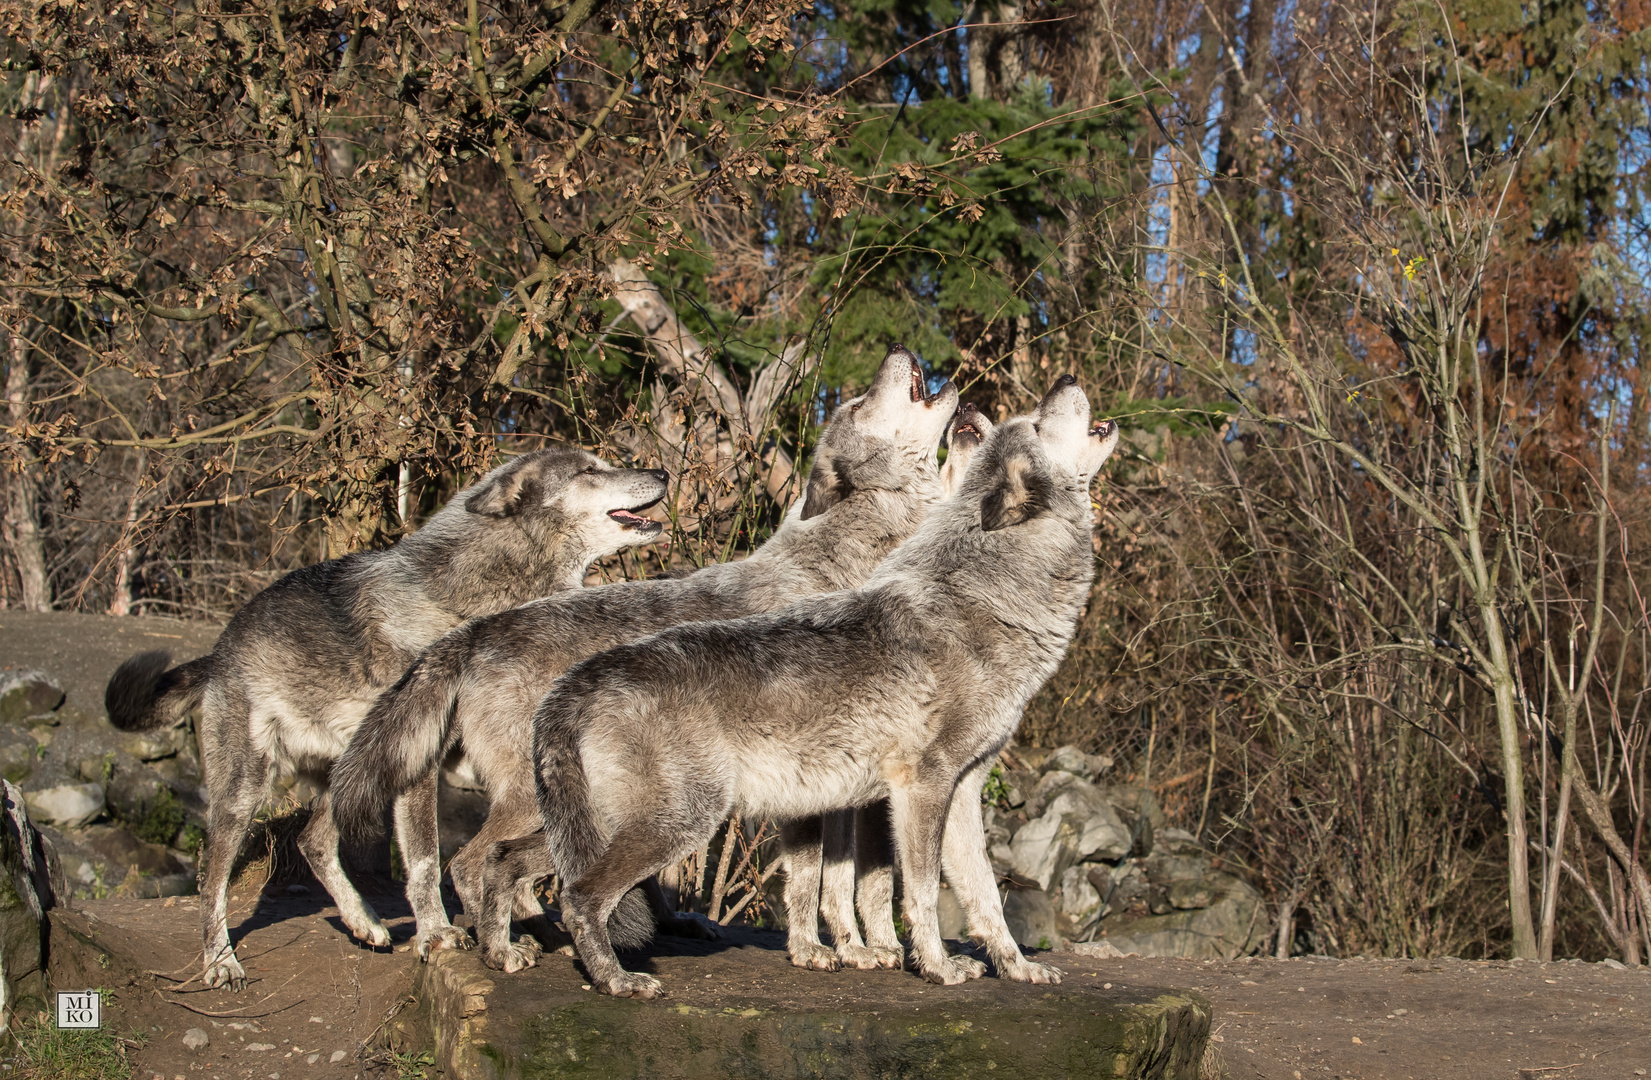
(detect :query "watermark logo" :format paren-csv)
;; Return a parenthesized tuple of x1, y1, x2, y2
(56, 990, 101, 1029)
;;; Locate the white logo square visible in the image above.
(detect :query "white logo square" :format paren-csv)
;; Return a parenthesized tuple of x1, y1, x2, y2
(56, 990, 101, 1029)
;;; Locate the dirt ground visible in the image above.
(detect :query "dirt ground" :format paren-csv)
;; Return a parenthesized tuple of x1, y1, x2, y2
(56, 886, 1650, 1080)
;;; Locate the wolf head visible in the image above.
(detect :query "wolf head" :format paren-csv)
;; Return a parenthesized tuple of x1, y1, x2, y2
(972, 375, 1118, 532)
(939, 402, 992, 497)
(801, 345, 959, 520)
(463, 448, 669, 556)
(398, 448, 668, 613)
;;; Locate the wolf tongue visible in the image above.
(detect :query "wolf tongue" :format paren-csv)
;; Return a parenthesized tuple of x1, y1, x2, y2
(608, 509, 649, 525)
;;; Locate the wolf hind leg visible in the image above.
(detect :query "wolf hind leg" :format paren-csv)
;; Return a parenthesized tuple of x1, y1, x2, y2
(562, 820, 694, 999)
(644, 877, 719, 940)
(197, 743, 270, 991)
(393, 777, 467, 958)
(300, 788, 390, 948)
(476, 834, 555, 973)
(449, 786, 541, 920)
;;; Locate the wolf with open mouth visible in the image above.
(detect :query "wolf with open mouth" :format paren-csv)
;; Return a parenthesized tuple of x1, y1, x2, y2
(329, 345, 966, 970)
(103, 447, 669, 992)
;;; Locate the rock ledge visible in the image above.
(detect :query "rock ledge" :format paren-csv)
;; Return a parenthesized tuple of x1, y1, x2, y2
(412, 927, 1211, 1080)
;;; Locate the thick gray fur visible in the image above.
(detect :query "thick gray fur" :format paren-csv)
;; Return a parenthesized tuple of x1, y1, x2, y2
(471, 403, 991, 975)
(527, 377, 1118, 999)
(328, 346, 960, 971)
(786, 401, 993, 973)
(103, 447, 669, 991)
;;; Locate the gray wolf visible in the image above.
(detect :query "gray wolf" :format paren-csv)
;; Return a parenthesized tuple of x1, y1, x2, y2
(520, 375, 1116, 998)
(469, 403, 992, 975)
(104, 448, 669, 990)
(328, 346, 960, 969)
(781, 402, 992, 973)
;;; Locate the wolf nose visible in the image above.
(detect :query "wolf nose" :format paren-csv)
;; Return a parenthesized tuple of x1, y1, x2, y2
(648, 469, 669, 483)
(1052, 373, 1078, 390)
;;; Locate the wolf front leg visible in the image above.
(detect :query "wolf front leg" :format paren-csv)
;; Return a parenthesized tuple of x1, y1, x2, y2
(888, 779, 986, 986)
(942, 761, 1061, 983)
(852, 799, 904, 968)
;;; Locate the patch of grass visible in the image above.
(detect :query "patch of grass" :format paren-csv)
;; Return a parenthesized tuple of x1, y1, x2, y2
(8, 1004, 140, 1080)
(386, 1049, 436, 1079)
(128, 786, 187, 847)
(981, 763, 1011, 808)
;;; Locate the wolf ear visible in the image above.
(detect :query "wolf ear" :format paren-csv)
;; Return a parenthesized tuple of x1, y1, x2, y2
(800, 448, 852, 520)
(980, 451, 1052, 531)
(466, 460, 544, 517)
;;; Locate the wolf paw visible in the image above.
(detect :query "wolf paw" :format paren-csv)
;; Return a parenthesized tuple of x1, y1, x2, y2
(482, 939, 542, 973)
(866, 944, 905, 970)
(417, 926, 473, 961)
(921, 954, 987, 986)
(602, 971, 665, 1000)
(203, 954, 247, 992)
(833, 943, 885, 970)
(344, 916, 392, 949)
(789, 942, 842, 971)
(658, 912, 721, 940)
(999, 957, 1063, 984)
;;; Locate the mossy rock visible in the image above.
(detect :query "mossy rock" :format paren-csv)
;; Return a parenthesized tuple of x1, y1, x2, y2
(413, 929, 1210, 1080)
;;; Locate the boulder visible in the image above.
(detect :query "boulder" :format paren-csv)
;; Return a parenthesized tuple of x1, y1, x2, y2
(1045, 744, 1114, 780)
(990, 745, 1269, 961)
(23, 783, 105, 829)
(0, 672, 64, 725)
(1099, 783, 1162, 856)
(1004, 806, 1070, 890)
(80, 825, 188, 878)
(1168, 881, 1215, 910)
(1154, 827, 1205, 855)
(0, 729, 37, 786)
(1143, 854, 1210, 885)
(1026, 769, 1083, 817)
(0, 780, 65, 1026)
(936, 885, 967, 940)
(1055, 864, 1103, 937)
(1046, 780, 1132, 862)
(1001, 886, 1059, 950)
(105, 758, 181, 840)
(117, 728, 184, 762)
(1091, 873, 1266, 960)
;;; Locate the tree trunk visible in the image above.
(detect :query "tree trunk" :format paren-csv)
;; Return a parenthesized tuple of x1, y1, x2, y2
(609, 260, 814, 505)
(3, 336, 48, 612)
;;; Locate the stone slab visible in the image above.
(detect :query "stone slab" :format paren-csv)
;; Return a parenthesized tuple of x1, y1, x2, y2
(414, 927, 1211, 1080)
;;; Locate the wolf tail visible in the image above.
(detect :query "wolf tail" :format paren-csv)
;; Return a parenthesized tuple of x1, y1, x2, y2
(535, 685, 656, 950)
(105, 651, 212, 732)
(330, 642, 468, 849)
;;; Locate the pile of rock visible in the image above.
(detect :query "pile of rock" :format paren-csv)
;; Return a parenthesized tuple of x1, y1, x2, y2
(0, 669, 202, 899)
(938, 744, 1266, 960)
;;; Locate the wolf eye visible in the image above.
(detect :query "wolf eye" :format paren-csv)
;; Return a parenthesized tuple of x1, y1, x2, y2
(582, 465, 598, 474)
(851, 402, 862, 413)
